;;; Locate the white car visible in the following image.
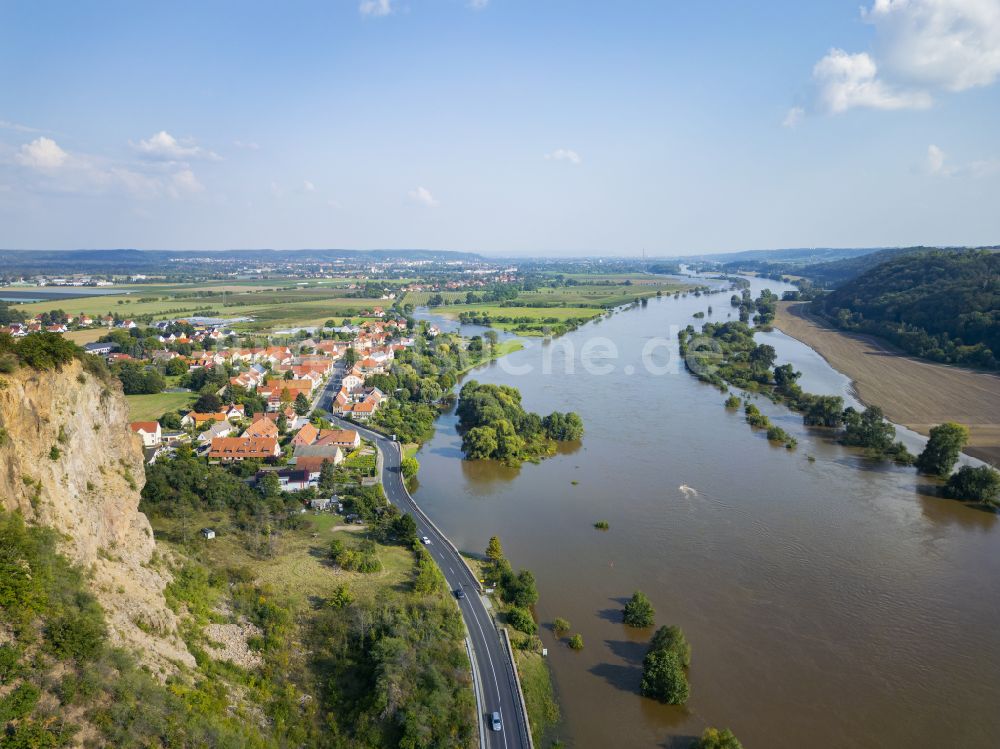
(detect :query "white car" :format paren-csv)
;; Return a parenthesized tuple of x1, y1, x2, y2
(421, 536, 432, 545)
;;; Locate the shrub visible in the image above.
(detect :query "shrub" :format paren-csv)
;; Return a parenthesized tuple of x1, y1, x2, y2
(593, 520, 609, 530)
(568, 634, 584, 650)
(623, 590, 655, 628)
(49, 445, 61, 460)
(507, 606, 537, 635)
(0, 682, 40, 723)
(695, 727, 744, 749)
(724, 394, 740, 409)
(552, 617, 570, 635)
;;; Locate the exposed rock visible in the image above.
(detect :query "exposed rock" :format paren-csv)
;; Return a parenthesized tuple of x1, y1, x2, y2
(0, 360, 194, 672)
(203, 621, 264, 669)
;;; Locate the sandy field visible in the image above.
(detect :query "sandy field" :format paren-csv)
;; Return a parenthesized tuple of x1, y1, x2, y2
(775, 302, 1000, 464)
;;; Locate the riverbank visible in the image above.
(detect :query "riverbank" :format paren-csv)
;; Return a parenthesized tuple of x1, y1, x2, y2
(774, 301, 1000, 464)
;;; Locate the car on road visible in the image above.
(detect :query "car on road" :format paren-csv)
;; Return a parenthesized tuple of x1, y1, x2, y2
(454, 588, 466, 600)
(421, 536, 431, 545)
(490, 711, 502, 732)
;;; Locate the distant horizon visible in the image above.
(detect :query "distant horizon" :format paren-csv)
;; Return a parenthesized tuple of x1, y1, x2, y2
(1, 243, 997, 262)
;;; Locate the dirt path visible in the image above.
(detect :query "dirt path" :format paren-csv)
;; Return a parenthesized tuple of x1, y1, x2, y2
(774, 301, 1000, 464)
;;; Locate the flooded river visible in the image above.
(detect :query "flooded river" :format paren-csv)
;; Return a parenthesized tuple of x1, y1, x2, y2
(412, 279, 1000, 748)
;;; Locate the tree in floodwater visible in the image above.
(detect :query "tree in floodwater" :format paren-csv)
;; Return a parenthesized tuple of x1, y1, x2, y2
(695, 728, 743, 749)
(640, 650, 688, 704)
(945, 465, 1000, 506)
(915, 422, 969, 477)
(623, 590, 655, 628)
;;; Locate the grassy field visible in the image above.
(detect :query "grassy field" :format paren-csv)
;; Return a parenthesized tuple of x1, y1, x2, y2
(125, 391, 195, 421)
(513, 644, 561, 746)
(457, 338, 525, 374)
(63, 328, 105, 345)
(403, 290, 469, 306)
(153, 512, 415, 609)
(775, 301, 1000, 463)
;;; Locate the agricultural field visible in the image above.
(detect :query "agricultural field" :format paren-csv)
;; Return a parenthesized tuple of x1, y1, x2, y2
(17, 282, 392, 333)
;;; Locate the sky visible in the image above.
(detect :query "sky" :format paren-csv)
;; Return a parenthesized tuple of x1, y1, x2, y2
(1, 0, 999, 256)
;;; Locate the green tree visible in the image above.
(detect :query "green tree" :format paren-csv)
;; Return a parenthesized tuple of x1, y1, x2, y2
(695, 727, 743, 749)
(648, 625, 691, 667)
(294, 391, 310, 415)
(193, 392, 222, 413)
(915, 422, 969, 477)
(623, 590, 655, 628)
(486, 535, 505, 565)
(945, 465, 1000, 505)
(552, 617, 570, 635)
(257, 472, 282, 499)
(401, 456, 420, 479)
(640, 650, 689, 704)
(568, 634, 584, 650)
(842, 406, 895, 452)
(462, 426, 498, 460)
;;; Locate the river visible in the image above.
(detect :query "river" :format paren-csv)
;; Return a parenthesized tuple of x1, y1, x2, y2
(411, 278, 1000, 748)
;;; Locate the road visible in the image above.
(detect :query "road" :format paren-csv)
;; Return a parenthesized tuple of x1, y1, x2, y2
(314, 375, 531, 749)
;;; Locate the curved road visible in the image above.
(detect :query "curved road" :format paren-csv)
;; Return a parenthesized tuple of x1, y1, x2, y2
(314, 378, 531, 749)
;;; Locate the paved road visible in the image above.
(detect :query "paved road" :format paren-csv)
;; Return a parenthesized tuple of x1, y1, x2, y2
(314, 377, 531, 749)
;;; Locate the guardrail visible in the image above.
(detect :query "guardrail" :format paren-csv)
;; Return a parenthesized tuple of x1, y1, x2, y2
(499, 626, 534, 749)
(466, 637, 487, 749)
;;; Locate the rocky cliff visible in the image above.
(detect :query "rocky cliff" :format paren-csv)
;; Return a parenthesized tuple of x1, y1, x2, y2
(0, 360, 193, 672)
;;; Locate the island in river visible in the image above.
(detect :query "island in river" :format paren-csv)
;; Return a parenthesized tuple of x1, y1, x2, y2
(774, 300, 1000, 464)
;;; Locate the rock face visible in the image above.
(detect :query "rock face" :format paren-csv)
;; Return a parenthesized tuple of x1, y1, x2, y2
(0, 360, 193, 672)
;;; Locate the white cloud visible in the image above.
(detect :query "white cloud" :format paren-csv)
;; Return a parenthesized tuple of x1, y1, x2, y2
(233, 139, 260, 150)
(359, 0, 392, 17)
(10, 135, 205, 199)
(16, 137, 69, 169)
(172, 169, 205, 194)
(864, 0, 1000, 92)
(0, 119, 46, 134)
(782, 106, 805, 128)
(408, 186, 439, 207)
(132, 130, 220, 161)
(925, 143, 1000, 176)
(303, 180, 316, 192)
(468, 0, 490, 9)
(813, 48, 933, 112)
(803, 1, 1000, 116)
(545, 148, 582, 164)
(927, 143, 948, 174)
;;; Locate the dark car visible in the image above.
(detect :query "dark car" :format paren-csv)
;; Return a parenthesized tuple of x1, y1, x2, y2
(455, 588, 466, 600)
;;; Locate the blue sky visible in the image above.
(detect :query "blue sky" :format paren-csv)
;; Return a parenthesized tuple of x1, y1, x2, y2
(1, 0, 998, 256)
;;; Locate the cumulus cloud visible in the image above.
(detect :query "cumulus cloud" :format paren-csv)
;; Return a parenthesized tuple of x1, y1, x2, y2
(132, 130, 220, 161)
(782, 106, 805, 128)
(360, 0, 392, 17)
(925, 143, 1000, 176)
(9, 135, 205, 199)
(545, 148, 582, 164)
(864, 0, 1000, 92)
(16, 137, 68, 169)
(408, 186, 439, 207)
(802, 1, 1000, 116)
(813, 48, 933, 112)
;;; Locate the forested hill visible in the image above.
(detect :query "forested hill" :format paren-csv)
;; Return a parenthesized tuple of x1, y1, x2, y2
(815, 249, 999, 369)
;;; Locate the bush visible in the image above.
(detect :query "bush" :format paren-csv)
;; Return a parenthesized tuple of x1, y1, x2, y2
(507, 606, 537, 635)
(401, 456, 420, 480)
(724, 394, 741, 409)
(568, 634, 584, 650)
(593, 520, 609, 530)
(695, 727, 744, 749)
(0, 682, 40, 723)
(552, 617, 570, 635)
(623, 590, 655, 628)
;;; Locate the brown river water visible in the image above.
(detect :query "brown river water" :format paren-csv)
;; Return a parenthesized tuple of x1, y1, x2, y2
(411, 278, 1000, 748)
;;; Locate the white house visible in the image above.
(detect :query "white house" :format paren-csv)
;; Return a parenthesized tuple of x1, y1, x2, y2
(129, 421, 162, 448)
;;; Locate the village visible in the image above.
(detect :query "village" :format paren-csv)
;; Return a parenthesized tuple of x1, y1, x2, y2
(64, 310, 445, 502)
